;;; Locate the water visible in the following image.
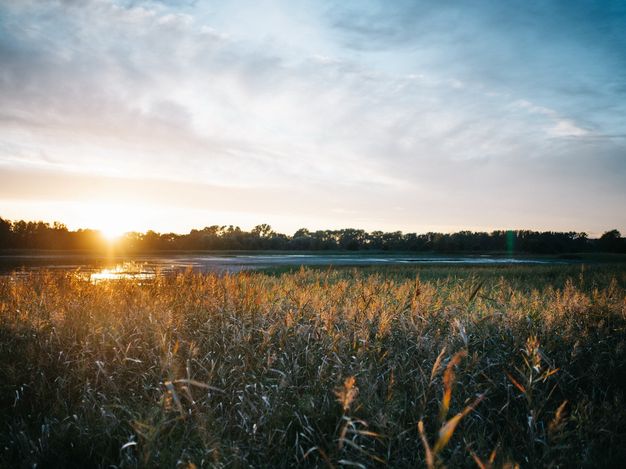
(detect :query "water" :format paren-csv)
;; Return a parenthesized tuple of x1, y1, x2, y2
(0, 252, 565, 281)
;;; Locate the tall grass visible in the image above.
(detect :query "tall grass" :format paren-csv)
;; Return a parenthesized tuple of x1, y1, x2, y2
(1, 266, 625, 467)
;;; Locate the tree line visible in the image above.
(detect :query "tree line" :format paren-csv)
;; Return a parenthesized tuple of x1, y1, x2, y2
(1, 217, 624, 254)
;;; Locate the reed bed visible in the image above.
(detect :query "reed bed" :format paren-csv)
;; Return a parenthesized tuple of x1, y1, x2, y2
(1, 266, 625, 467)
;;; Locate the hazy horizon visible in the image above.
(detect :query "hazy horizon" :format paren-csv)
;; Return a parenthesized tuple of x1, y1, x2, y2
(1, 1, 625, 235)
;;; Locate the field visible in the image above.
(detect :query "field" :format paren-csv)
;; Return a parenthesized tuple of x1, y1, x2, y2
(1, 264, 625, 468)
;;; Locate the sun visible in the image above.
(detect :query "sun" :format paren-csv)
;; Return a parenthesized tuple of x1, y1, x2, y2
(90, 202, 137, 242)
(99, 225, 127, 241)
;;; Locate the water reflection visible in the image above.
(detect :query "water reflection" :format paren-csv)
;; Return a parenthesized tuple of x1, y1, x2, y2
(0, 253, 567, 279)
(89, 262, 155, 282)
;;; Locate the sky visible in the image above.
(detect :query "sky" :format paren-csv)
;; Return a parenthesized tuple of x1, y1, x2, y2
(1, 0, 625, 236)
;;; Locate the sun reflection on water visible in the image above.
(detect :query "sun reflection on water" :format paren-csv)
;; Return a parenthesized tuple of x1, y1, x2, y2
(89, 262, 155, 282)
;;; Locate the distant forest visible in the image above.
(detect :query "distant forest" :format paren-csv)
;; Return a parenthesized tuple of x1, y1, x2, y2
(1, 217, 625, 254)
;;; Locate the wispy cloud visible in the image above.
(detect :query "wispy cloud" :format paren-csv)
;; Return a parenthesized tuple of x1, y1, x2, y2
(0, 0, 624, 233)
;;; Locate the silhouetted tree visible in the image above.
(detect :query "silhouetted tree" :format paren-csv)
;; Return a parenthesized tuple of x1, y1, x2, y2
(0, 216, 621, 254)
(599, 230, 624, 253)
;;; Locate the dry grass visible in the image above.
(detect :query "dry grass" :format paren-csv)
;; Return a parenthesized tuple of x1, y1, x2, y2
(1, 266, 625, 467)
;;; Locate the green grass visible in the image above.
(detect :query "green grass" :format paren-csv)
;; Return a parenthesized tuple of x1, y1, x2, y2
(1, 265, 625, 467)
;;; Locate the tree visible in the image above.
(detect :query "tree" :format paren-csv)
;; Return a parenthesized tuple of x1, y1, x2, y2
(599, 229, 624, 253)
(0, 217, 12, 248)
(252, 224, 273, 238)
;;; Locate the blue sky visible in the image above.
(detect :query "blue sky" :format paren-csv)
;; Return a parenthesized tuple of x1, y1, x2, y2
(1, 0, 625, 235)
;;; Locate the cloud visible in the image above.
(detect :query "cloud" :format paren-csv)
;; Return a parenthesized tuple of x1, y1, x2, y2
(549, 120, 589, 138)
(0, 0, 625, 232)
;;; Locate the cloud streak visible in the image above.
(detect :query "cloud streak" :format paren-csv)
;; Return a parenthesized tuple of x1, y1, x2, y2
(0, 0, 624, 233)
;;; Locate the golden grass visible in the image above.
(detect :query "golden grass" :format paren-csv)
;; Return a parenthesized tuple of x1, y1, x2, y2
(0, 266, 625, 467)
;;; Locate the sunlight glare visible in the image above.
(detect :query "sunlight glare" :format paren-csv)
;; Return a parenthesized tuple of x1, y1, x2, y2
(100, 225, 126, 241)
(90, 201, 139, 242)
(90, 262, 154, 282)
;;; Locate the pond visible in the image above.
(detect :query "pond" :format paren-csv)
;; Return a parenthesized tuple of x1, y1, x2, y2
(0, 252, 566, 281)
